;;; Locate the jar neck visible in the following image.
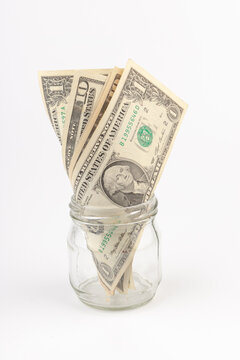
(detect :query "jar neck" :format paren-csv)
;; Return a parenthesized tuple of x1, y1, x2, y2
(69, 195, 158, 225)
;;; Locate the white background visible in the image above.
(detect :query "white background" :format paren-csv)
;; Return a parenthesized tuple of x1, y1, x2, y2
(1, 0, 240, 359)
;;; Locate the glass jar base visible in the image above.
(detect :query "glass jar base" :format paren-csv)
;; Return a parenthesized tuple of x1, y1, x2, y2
(71, 272, 159, 310)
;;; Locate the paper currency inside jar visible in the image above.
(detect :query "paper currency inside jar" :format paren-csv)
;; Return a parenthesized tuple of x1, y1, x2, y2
(39, 59, 187, 307)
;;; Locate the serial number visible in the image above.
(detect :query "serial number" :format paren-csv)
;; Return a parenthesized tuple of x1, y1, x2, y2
(119, 105, 140, 146)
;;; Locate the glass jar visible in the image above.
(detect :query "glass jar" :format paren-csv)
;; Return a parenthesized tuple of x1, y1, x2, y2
(67, 195, 161, 310)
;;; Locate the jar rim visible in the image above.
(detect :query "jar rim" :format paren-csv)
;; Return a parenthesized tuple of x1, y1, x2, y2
(69, 194, 158, 225)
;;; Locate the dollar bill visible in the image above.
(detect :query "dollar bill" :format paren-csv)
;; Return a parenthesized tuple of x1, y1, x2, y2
(68, 67, 123, 178)
(39, 70, 76, 143)
(38, 69, 111, 143)
(62, 72, 107, 173)
(117, 262, 134, 293)
(39, 67, 131, 292)
(70, 59, 187, 292)
(39, 67, 132, 292)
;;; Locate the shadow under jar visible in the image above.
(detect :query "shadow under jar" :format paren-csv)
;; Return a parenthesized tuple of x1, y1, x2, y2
(67, 195, 161, 310)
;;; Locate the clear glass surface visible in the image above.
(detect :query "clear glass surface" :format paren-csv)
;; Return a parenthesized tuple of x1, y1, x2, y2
(67, 195, 161, 310)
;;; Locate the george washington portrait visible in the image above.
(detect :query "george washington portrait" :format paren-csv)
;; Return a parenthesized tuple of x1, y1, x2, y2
(101, 160, 148, 207)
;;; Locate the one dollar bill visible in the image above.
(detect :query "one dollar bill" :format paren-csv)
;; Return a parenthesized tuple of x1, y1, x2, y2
(38, 69, 111, 144)
(70, 59, 187, 293)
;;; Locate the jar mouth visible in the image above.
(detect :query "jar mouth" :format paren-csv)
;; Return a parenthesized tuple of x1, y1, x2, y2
(69, 194, 158, 225)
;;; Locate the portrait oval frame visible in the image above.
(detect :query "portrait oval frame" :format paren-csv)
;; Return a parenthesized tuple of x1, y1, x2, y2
(100, 158, 149, 207)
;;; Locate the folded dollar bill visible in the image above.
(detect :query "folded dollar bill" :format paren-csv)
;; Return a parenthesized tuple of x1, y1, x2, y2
(39, 60, 187, 294)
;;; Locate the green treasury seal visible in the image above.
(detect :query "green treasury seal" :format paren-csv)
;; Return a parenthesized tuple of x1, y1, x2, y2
(137, 125, 153, 147)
